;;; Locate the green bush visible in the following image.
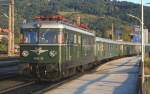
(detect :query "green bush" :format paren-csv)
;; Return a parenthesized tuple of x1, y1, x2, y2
(145, 56, 150, 67)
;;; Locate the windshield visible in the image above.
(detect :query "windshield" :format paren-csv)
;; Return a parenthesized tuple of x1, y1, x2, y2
(21, 28, 38, 44)
(39, 29, 59, 44)
(21, 28, 60, 44)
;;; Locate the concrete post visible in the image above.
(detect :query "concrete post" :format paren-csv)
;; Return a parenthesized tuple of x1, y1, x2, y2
(8, 0, 12, 56)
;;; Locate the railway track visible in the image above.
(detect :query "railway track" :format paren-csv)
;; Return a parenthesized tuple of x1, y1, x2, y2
(0, 81, 35, 94)
(0, 74, 17, 81)
(0, 64, 20, 81)
(0, 75, 36, 94)
(0, 63, 94, 94)
(0, 58, 113, 94)
(0, 60, 106, 94)
(0, 73, 84, 94)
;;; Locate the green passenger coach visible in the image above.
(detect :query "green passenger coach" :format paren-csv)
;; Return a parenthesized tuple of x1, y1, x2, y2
(95, 37, 140, 61)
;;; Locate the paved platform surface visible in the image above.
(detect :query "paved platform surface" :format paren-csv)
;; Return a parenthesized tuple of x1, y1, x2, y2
(45, 56, 141, 94)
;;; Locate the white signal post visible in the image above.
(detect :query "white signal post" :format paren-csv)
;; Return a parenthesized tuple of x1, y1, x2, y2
(8, 0, 12, 56)
(8, 0, 15, 56)
(0, 0, 15, 56)
(11, 0, 15, 56)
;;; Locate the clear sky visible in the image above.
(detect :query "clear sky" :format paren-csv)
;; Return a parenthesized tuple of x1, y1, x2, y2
(118, 0, 150, 6)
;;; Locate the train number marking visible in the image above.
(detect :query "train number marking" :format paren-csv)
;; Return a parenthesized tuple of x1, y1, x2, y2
(31, 47, 48, 55)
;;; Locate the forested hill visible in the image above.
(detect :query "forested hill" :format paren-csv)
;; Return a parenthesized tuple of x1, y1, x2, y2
(0, 0, 150, 38)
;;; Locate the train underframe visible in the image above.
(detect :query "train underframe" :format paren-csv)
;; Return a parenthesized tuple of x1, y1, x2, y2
(21, 62, 96, 81)
(20, 54, 138, 81)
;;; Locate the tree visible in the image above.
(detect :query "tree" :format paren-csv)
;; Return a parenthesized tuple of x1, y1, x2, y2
(122, 25, 132, 41)
(0, 37, 8, 52)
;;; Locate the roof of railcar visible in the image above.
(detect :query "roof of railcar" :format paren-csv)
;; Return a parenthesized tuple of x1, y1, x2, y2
(21, 21, 95, 36)
(145, 44, 150, 46)
(96, 37, 140, 46)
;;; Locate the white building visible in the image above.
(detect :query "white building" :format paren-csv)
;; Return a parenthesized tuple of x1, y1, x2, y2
(0, 34, 8, 41)
(144, 29, 149, 44)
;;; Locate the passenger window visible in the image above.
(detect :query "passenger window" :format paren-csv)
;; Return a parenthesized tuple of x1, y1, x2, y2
(74, 34, 77, 44)
(78, 34, 81, 44)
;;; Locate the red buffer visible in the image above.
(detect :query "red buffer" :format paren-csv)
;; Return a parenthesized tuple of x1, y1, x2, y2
(33, 15, 65, 21)
(78, 24, 89, 29)
(0, 28, 10, 33)
(33, 15, 72, 24)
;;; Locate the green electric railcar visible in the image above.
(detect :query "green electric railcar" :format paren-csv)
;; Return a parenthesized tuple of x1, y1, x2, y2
(20, 19, 95, 80)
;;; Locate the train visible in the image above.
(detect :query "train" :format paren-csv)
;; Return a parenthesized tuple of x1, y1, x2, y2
(20, 15, 143, 81)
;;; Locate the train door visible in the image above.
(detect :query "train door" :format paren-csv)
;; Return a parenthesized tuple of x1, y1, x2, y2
(127, 46, 130, 55)
(120, 44, 124, 56)
(104, 43, 107, 58)
(64, 30, 71, 61)
(108, 43, 110, 57)
(77, 33, 81, 59)
(101, 42, 104, 59)
(97, 42, 103, 60)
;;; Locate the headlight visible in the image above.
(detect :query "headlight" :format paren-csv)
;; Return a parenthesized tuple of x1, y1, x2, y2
(22, 51, 29, 57)
(49, 50, 57, 57)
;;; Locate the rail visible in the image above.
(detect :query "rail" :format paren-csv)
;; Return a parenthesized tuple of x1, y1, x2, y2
(0, 81, 35, 94)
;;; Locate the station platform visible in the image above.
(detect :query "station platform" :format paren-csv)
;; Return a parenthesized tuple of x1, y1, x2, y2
(45, 56, 141, 94)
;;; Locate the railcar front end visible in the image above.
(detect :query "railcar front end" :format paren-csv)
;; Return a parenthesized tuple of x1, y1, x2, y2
(20, 19, 95, 80)
(20, 24, 63, 79)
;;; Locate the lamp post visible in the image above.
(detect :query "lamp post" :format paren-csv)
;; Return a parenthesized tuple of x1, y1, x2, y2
(141, 0, 144, 64)
(127, 0, 144, 62)
(140, 1, 147, 94)
(127, 14, 142, 24)
(127, 14, 144, 60)
(0, 12, 8, 18)
(141, 2, 145, 91)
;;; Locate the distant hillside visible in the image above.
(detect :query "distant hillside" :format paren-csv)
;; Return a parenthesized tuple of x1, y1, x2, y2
(0, 0, 150, 40)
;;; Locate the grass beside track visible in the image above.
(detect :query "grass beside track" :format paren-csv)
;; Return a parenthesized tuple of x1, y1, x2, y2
(0, 55, 19, 61)
(145, 78, 150, 94)
(144, 56, 150, 94)
(144, 56, 150, 75)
